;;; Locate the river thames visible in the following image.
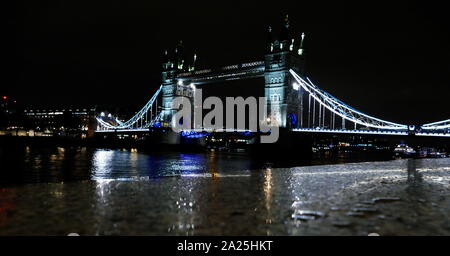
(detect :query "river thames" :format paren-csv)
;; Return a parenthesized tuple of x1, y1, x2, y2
(0, 146, 449, 235)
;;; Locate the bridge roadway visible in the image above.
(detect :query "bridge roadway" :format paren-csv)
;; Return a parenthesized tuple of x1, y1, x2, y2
(95, 127, 450, 137)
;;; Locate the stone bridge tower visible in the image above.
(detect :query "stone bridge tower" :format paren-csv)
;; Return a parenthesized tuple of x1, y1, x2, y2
(264, 15, 306, 128)
(160, 17, 305, 129)
(160, 48, 177, 127)
(160, 41, 196, 127)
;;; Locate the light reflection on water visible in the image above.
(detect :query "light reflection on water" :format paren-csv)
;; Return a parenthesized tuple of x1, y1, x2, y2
(0, 147, 262, 184)
(90, 149, 236, 180)
(0, 146, 449, 235)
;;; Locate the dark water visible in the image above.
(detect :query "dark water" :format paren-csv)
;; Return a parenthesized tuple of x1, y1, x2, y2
(0, 146, 390, 185)
(0, 146, 302, 184)
(0, 146, 449, 235)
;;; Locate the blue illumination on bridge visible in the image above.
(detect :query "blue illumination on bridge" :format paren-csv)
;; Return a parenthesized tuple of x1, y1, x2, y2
(95, 69, 449, 138)
(95, 68, 449, 138)
(95, 19, 448, 139)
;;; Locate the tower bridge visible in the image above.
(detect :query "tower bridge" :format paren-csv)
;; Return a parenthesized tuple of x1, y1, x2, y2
(96, 16, 450, 140)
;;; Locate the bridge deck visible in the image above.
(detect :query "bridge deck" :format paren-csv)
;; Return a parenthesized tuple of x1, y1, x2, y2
(96, 127, 449, 137)
(292, 128, 450, 137)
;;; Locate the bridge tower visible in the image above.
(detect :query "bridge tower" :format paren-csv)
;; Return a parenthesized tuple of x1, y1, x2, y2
(161, 41, 195, 127)
(264, 15, 306, 128)
(160, 47, 177, 127)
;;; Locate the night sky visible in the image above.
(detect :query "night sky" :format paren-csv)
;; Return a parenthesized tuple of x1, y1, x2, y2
(6, 0, 450, 125)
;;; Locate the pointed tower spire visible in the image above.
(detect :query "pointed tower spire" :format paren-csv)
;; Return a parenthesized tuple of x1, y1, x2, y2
(279, 14, 291, 42)
(189, 53, 197, 72)
(298, 32, 305, 55)
(284, 14, 290, 28)
(266, 25, 273, 52)
(300, 32, 305, 47)
(267, 26, 273, 42)
(163, 49, 170, 62)
(175, 40, 185, 70)
(162, 49, 174, 70)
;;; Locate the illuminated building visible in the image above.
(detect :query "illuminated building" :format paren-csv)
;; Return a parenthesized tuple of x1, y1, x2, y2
(0, 103, 97, 138)
(22, 106, 97, 137)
